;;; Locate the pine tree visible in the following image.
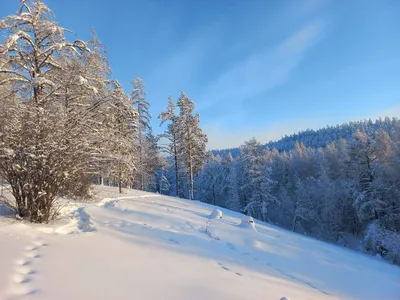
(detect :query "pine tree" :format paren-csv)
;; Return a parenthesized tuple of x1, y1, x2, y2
(103, 81, 138, 193)
(159, 96, 182, 197)
(140, 133, 163, 191)
(176, 91, 207, 200)
(131, 77, 151, 190)
(221, 152, 240, 210)
(197, 154, 223, 205)
(350, 130, 379, 222)
(237, 138, 277, 221)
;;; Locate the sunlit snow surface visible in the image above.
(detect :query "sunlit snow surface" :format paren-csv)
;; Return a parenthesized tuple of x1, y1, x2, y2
(0, 186, 399, 300)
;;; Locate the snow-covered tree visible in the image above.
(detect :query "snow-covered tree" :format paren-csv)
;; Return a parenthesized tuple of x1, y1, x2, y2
(131, 77, 151, 190)
(157, 166, 170, 195)
(200, 118, 400, 264)
(159, 96, 182, 197)
(139, 133, 163, 192)
(0, 0, 102, 222)
(350, 130, 380, 222)
(196, 154, 224, 205)
(101, 81, 138, 193)
(236, 138, 277, 221)
(220, 152, 240, 211)
(176, 91, 207, 200)
(0, 0, 138, 220)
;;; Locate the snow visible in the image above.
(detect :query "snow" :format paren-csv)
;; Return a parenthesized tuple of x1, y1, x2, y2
(208, 209, 223, 219)
(0, 186, 399, 300)
(240, 215, 257, 231)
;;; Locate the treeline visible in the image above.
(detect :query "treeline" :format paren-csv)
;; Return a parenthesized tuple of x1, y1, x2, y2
(0, 0, 207, 222)
(191, 119, 400, 264)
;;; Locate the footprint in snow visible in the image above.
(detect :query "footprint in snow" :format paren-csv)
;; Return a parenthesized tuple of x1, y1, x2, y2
(16, 266, 36, 276)
(7, 239, 46, 298)
(34, 240, 47, 247)
(25, 245, 39, 251)
(168, 238, 180, 244)
(218, 262, 230, 271)
(13, 274, 31, 284)
(16, 259, 32, 266)
(217, 263, 243, 277)
(226, 243, 236, 251)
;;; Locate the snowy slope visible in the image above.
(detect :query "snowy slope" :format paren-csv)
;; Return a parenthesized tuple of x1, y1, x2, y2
(0, 186, 399, 300)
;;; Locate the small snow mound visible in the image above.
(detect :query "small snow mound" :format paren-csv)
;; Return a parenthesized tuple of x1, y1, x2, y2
(239, 215, 256, 231)
(55, 206, 96, 235)
(98, 198, 118, 208)
(208, 209, 223, 219)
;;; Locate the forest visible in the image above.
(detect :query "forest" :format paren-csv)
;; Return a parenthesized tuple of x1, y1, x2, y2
(195, 118, 400, 265)
(0, 0, 399, 265)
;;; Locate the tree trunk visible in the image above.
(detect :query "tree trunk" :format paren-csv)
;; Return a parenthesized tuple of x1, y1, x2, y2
(212, 184, 216, 205)
(188, 147, 194, 200)
(173, 136, 180, 197)
(139, 124, 144, 191)
(292, 215, 297, 232)
(118, 164, 122, 193)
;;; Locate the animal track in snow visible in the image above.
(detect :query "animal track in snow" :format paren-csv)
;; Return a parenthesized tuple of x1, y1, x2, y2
(16, 266, 36, 275)
(25, 252, 41, 259)
(167, 237, 180, 244)
(218, 263, 230, 271)
(33, 240, 47, 247)
(226, 243, 236, 251)
(16, 259, 31, 266)
(12, 274, 31, 284)
(6, 239, 46, 298)
(25, 245, 38, 251)
(217, 262, 243, 277)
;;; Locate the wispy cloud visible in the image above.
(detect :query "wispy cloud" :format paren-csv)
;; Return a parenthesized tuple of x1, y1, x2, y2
(147, 21, 222, 95)
(198, 19, 326, 111)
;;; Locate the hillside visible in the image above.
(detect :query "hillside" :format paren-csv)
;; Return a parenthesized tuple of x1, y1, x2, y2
(211, 117, 400, 156)
(1, 186, 399, 300)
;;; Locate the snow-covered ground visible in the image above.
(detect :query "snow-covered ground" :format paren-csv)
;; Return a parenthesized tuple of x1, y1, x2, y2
(0, 186, 399, 300)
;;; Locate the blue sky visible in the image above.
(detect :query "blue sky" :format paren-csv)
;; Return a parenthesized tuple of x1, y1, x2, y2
(1, 0, 399, 149)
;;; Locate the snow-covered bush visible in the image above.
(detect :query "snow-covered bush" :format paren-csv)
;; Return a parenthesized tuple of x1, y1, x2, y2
(208, 209, 222, 219)
(239, 215, 256, 231)
(0, 1, 137, 222)
(363, 222, 400, 264)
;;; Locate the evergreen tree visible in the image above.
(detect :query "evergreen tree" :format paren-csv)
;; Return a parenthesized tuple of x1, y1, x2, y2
(159, 96, 182, 197)
(176, 91, 207, 200)
(131, 77, 151, 190)
(237, 138, 277, 221)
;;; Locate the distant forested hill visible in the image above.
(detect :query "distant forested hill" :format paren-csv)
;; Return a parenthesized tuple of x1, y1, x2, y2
(211, 117, 400, 156)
